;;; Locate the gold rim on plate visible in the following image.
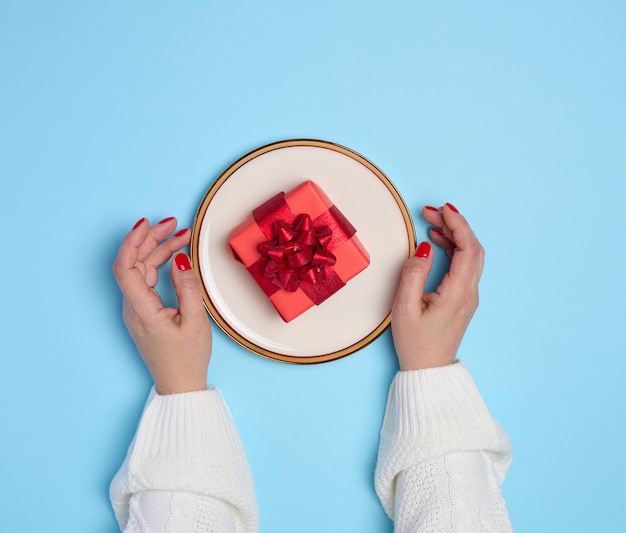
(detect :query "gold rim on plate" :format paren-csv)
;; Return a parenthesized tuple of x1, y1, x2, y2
(191, 139, 416, 364)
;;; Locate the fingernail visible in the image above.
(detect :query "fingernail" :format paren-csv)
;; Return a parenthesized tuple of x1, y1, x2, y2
(132, 217, 146, 230)
(174, 253, 192, 271)
(445, 203, 460, 213)
(174, 228, 189, 237)
(425, 205, 440, 212)
(415, 242, 432, 259)
(431, 228, 445, 236)
(158, 216, 175, 224)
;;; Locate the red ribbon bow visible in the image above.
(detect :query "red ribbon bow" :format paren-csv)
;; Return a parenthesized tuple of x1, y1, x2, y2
(257, 213, 337, 292)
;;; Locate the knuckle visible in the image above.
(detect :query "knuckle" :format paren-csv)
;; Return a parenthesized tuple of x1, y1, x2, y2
(180, 275, 201, 292)
(402, 258, 426, 277)
(465, 241, 482, 256)
(457, 290, 479, 316)
(112, 261, 122, 279)
(189, 319, 211, 337)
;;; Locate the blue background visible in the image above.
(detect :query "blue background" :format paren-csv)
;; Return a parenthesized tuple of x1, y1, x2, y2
(1, 2, 624, 531)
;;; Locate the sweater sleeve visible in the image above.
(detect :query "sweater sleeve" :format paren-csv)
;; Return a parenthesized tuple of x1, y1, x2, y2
(374, 362, 513, 532)
(110, 387, 259, 533)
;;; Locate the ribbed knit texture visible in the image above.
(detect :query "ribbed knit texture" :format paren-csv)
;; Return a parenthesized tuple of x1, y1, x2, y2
(111, 364, 512, 532)
(375, 362, 513, 532)
(110, 387, 258, 533)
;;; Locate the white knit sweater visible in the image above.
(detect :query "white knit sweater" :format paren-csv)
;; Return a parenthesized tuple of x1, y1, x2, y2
(111, 363, 512, 532)
(375, 362, 513, 532)
(109, 388, 259, 532)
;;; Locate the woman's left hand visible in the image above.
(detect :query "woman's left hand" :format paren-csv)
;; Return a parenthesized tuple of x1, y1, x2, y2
(112, 217, 212, 395)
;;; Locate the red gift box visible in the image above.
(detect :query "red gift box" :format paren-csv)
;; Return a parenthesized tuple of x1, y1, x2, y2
(228, 181, 370, 322)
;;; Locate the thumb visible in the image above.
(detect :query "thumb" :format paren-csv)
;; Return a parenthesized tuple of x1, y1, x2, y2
(393, 242, 434, 312)
(171, 253, 207, 324)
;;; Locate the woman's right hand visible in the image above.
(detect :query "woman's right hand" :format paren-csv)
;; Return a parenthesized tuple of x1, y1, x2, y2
(391, 204, 485, 371)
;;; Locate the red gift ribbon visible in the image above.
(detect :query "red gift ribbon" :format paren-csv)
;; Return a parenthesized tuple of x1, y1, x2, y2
(257, 213, 337, 293)
(245, 190, 355, 305)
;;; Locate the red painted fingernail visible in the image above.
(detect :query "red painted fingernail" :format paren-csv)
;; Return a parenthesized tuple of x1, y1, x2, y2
(174, 253, 192, 271)
(445, 203, 460, 213)
(158, 216, 175, 224)
(132, 217, 146, 230)
(174, 228, 189, 237)
(425, 205, 440, 212)
(415, 242, 432, 259)
(431, 228, 445, 236)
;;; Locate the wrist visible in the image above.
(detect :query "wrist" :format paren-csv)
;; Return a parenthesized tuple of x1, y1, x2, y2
(148, 359, 209, 395)
(154, 376, 208, 395)
(395, 336, 461, 371)
(155, 384, 208, 395)
(398, 351, 457, 371)
(397, 349, 458, 371)
(399, 358, 459, 371)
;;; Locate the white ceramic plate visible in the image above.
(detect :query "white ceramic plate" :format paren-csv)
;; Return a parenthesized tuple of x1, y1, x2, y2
(191, 139, 415, 364)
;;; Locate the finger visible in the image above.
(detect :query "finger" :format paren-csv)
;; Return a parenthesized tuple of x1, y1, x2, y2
(171, 253, 207, 327)
(143, 228, 192, 287)
(113, 218, 149, 274)
(113, 217, 151, 289)
(392, 242, 434, 314)
(144, 227, 190, 269)
(423, 206, 455, 246)
(136, 217, 180, 263)
(422, 205, 444, 227)
(439, 204, 484, 293)
(429, 228, 455, 258)
(113, 218, 164, 315)
(442, 203, 483, 266)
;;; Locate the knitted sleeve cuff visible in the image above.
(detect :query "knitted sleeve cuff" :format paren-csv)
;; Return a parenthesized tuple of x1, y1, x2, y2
(110, 387, 259, 532)
(130, 387, 245, 462)
(374, 362, 512, 518)
(378, 362, 505, 452)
